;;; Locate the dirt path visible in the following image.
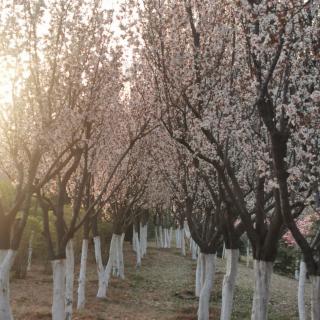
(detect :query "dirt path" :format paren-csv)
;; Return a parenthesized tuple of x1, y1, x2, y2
(11, 242, 309, 319)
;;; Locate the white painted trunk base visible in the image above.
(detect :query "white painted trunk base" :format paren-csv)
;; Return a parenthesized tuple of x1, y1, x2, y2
(140, 224, 147, 256)
(180, 228, 186, 256)
(155, 227, 159, 247)
(191, 240, 198, 260)
(94, 236, 108, 298)
(168, 227, 172, 248)
(77, 239, 88, 310)
(0, 250, 16, 320)
(184, 221, 191, 240)
(65, 240, 74, 320)
(311, 275, 320, 320)
(27, 231, 34, 272)
(220, 249, 239, 320)
(298, 261, 306, 320)
(159, 226, 164, 248)
(134, 230, 141, 268)
(251, 260, 273, 320)
(175, 228, 181, 249)
(119, 234, 125, 279)
(195, 252, 203, 297)
(132, 225, 137, 253)
(246, 240, 250, 267)
(198, 253, 216, 320)
(96, 234, 125, 298)
(52, 259, 66, 320)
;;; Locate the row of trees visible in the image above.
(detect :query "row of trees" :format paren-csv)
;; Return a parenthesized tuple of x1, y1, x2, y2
(0, 0, 319, 320)
(120, 0, 320, 319)
(0, 1, 156, 319)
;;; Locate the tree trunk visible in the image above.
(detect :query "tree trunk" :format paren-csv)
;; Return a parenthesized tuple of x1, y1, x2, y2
(65, 240, 74, 320)
(251, 260, 273, 320)
(298, 260, 306, 320)
(176, 228, 181, 248)
(159, 226, 164, 248)
(0, 250, 16, 320)
(112, 234, 119, 277)
(163, 228, 167, 248)
(155, 226, 159, 247)
(141, 224, 147, 256)
(134, 230, 141, 268)
(144, 224, 148, 255)
(26, 231, 34, 272)
(310, 275, 320, 320)
(195, 252, 203, 297)
(220, 249, 239, 320)
(168, 227, 172, 248)
(119, 233, 125, 279)
(77, 239, 88, 310)
(132, 225, 137, 253)
(222, 244, 226, 259)
(181, 228, 186, 256)
(191, 240, 198, 260)
(96, 234, 117, 298)
(198, 253, 216, 320)
(246, 240, 250, 267)
(52, 259, 66, 320)
(94, 236, 107, 298)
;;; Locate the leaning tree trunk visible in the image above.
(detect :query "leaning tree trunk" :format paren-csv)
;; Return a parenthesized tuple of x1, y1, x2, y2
(298, 260, 307, 320)
(220, 249, 239, 320)
(310, 275, 320, 320)
(77, 239, 89, 310)
(0, 250, 17, 320)
(52, 259, 66, 320)
(251, 260, 273, 320)
(65, 240, 75, 320)
(198, 253, 216, 320)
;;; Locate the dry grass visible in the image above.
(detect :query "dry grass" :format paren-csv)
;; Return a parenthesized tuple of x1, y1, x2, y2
(11, 242, 310, 319)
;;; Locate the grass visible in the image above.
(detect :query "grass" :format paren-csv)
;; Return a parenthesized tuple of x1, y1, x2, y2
(11, 241, 310, 319)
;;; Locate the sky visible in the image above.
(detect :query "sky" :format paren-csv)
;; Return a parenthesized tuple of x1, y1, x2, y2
(0, 0, 125, 108)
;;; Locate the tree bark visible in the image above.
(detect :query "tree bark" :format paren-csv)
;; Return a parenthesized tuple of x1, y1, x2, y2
(134, 229, 141, 268)
(0, 250, 16, 320)
(310, 275, 320, 320)
(198, 253, 216, 320)
(159, 226, 164, 248)
(94, 236, 107, 298)
(181, 228, 186, 256)
(220, 249, 239, 320)
(251, 260, 273, 320)
(65, 240, 74, 320)
(298, 260, 306, 320)
(176, 228, 181, 249)
(52, 259, 66, 320)
(195, 252, 203, 297)
(26, 231, 34, 272)
(77, 239, 88, 310)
